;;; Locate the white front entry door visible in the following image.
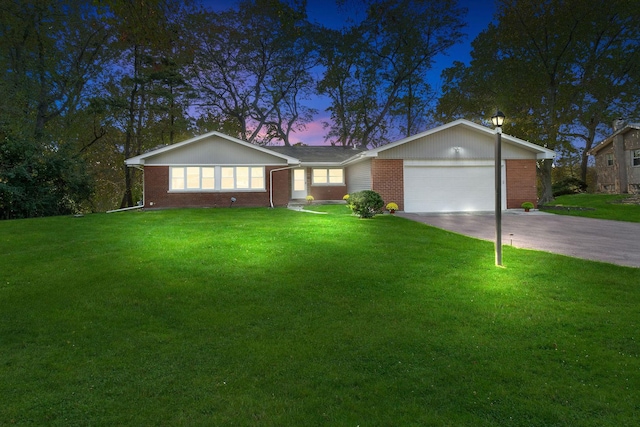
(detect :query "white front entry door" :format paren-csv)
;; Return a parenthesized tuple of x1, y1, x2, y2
(291, 168, 307, 199)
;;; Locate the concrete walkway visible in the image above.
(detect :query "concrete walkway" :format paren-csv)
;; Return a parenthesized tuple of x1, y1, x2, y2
(397, 210, 640, 268)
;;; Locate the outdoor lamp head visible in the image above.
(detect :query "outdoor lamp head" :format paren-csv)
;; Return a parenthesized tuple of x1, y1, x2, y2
(491, 111, 505, 127)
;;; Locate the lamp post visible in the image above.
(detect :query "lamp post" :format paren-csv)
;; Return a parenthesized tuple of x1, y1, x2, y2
(491, 111, 505, 266)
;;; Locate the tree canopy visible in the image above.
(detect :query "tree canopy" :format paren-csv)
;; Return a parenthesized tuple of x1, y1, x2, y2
(4, 0, 637, 217)
(0, 0, 110, 218)
(318, 0, 466, 147)
(437, 0, 640, 203)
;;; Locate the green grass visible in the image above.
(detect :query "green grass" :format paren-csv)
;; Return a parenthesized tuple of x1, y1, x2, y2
(2, 206, 640, 426)
(542, 193, 640, 222)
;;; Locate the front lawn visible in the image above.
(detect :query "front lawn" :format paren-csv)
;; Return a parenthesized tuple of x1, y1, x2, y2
(1, 206, 640, 425)
(542, 193, 640, 222)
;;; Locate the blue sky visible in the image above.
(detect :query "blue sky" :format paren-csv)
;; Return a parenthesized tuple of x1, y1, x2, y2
(199, 0, 497, 144)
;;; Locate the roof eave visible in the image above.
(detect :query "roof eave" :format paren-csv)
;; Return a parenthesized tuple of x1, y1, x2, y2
(590, 124, 640, 156)
(536, 152, 556, 160)
(300, 161, 345, 167)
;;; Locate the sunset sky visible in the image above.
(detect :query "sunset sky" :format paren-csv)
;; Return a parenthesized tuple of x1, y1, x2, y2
(200, 1, 497, 145)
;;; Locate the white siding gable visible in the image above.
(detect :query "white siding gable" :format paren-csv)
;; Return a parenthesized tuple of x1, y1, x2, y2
(377, 125, 539, 161)
(143, 135, 288, 166)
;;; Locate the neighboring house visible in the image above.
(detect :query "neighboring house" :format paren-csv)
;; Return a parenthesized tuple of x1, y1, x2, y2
(589, 119, 640, 194)
(125, 119, 555, 213)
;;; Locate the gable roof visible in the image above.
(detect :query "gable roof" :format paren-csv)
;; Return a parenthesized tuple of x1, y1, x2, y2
(350, 119, 555, 161)
(125, 119, 555, 168)
(589, 123, 640, 156)
(125, 131, 300, 166)
(266, 146, 365, 165)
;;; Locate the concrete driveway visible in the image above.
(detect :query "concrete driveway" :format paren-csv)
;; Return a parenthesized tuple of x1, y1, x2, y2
(397, 210, 640, 268)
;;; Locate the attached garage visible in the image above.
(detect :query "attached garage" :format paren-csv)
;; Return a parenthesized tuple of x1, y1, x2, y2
(346, 119, 556, 213)
(403, 160, 505, 213)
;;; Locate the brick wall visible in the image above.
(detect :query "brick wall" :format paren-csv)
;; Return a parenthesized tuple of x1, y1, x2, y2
(506, 159, 538, 208)
(309, 184, 347, 200)
(143, 166, 290, 208)
(371, 159, 404, 210)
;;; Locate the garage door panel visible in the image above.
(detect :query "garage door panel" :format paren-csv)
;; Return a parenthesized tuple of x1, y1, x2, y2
(404, 164, 503, 213)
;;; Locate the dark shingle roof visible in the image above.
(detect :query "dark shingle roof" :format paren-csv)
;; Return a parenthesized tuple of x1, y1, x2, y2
(266, 146, 365, 163)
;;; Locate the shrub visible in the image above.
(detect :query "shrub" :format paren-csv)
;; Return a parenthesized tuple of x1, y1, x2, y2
(386, 202, 399, 211)
(347, 190, 384, 218)
(552, 177, 587, 197)
(521, 201, 534, 210)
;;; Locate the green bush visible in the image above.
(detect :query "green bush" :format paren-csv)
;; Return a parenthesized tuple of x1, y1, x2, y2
(552, 177, 587, 197)
(347, 190, 384, 218)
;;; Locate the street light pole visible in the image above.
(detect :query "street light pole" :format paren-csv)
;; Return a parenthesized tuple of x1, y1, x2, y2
(491, 111, 505, 266)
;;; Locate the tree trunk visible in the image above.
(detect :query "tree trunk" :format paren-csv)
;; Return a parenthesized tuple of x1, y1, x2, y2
(580, 150, 589, 183)
(120, 167, 134, 208)
(580, 120, 598, 183)
(120, 45, 140, 208)
(538, 159, 554, 205)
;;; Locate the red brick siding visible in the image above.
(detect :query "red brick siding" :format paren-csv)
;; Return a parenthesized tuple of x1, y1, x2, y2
(310, 184, 347, 200)
(371, 159, 404, 210)
(506, 159, 538, 208)
(143, 166, 290, 208)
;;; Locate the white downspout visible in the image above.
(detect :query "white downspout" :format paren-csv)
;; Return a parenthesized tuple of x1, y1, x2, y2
(269, 165, 300, 208)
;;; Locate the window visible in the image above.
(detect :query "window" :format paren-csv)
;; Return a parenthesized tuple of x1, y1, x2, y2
(201, 167, 215, 189)
(171, 166, 264, 191)
(312, 168, 344, 185)
(171, 167, 185, 189)
(633, 150, 640, 167)
(293, 169, 305, 191)
(186, 167, 200, 189)
(219, 166, 265, 190)
(251, 167, 264, 188)
(171, 167, 216, 191)
(221, 167, 235, 190)
(606, 153, 614, 166)
(236, 167, 250, 189)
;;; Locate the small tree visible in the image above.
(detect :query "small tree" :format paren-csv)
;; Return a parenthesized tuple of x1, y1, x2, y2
(347, 190, 384, 218)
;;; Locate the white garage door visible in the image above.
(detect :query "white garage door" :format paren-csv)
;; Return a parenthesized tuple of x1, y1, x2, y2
(403, 161, 505, 213)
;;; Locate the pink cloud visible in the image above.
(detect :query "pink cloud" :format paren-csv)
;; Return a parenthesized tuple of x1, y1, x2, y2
(288, 117, 330, 146)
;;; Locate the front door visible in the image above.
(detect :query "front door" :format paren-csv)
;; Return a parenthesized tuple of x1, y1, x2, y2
(291, 168, 307, 199)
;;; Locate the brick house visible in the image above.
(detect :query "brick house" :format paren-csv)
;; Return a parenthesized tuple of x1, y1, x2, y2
(589, 119, 640, 194)
(125, 119, 555, 213)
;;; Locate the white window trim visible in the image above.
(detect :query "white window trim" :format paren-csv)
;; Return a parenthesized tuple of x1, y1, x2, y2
(311, 168, 344, 186)
(632, 150, 640, 167)
(169, 166, 266, 192)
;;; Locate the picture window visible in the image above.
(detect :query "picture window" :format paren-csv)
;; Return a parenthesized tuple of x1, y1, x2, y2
(170, 166, 264, 191)
(312, 168, 344, 185)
